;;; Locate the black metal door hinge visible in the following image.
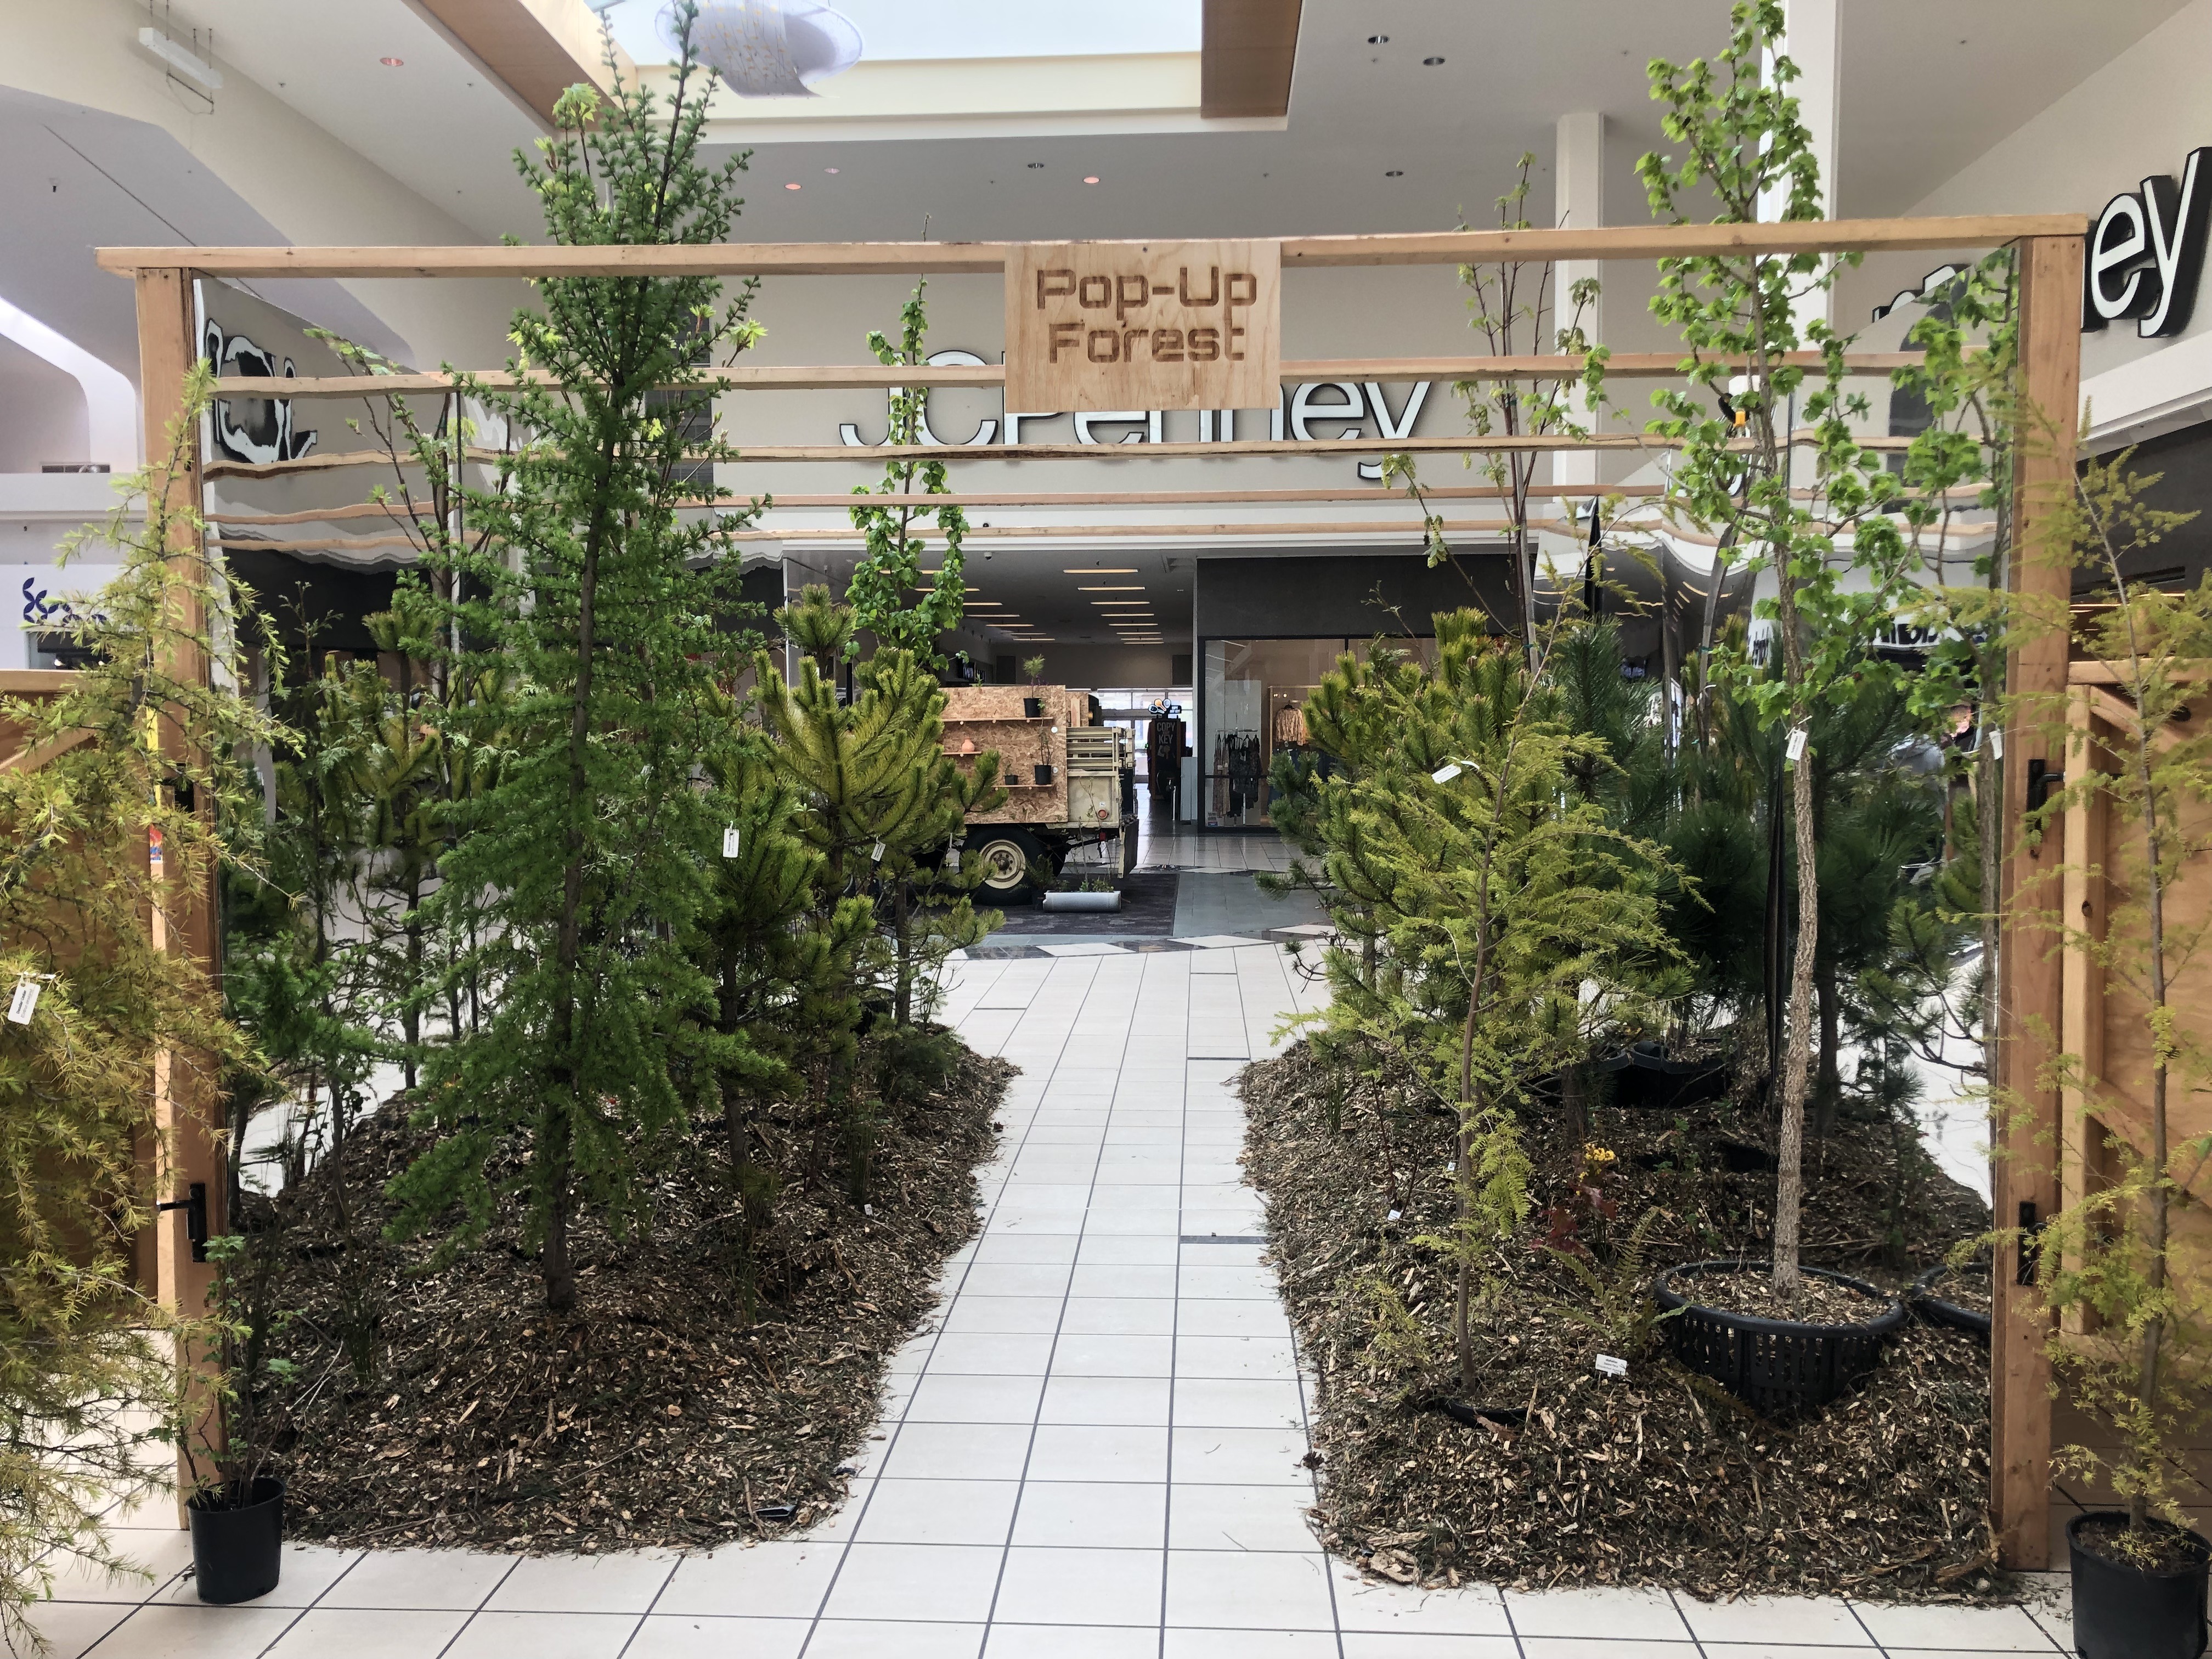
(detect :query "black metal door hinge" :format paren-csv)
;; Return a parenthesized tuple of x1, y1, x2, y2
(157, 1182, 208, 1262)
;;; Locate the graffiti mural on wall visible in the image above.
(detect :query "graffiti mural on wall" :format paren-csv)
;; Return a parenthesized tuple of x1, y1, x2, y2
(203, 320, 318, 464)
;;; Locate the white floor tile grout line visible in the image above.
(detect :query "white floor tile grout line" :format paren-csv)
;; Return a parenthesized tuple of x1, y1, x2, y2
(781, 953, 1101, 1655)
(1157, 950, 1188, 1659)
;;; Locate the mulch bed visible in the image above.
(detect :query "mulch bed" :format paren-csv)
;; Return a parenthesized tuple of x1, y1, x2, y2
(263, 1044, 1011, 1554)
(1239, 1040, 2002, 1601)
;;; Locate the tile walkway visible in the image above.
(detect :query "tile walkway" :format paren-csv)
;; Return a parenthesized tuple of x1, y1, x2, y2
(20, 880, 2084, 1658)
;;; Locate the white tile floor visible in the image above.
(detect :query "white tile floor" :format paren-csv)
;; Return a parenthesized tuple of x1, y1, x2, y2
(21, 903, 2079, 1658)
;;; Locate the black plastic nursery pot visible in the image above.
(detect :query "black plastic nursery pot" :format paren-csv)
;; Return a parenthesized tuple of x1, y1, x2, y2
(1022, 696, 1043, 718)
(1652, 1261, 1905, 1415)
(1599, 1041, 1733, 1112)
(1032, 764, 1055, 785)
(186, 1477, 284, 1604)
(1906, 1261, 1993, 1341)
(2067, 1511, 2210, 1659)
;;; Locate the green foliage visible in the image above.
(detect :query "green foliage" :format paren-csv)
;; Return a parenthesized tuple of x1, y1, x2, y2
(2030, 453, 2212, 1548)
(1302, 611, 1683, 1385)
(1543, 1206, 1681, 1362)
(844, 283, 969, 665)
(177, 1232, 298, 1506)
(0, 371, 282, 1634)
(777, 583, 857, 677)
(378, 10, 771, 1312)
(1637, 0, 1940, 1293)
(757, 638, 1006, 1033)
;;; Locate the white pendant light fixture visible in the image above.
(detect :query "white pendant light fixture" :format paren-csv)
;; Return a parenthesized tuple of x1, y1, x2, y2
(661, 0, 863, 97)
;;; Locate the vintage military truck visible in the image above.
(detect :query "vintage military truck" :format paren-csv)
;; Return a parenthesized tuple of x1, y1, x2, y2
(941, 684, 1137, 903)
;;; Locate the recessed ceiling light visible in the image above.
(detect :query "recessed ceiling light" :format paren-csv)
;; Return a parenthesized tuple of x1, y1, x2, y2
(1367, 33, 1389, 43)
(1386, 170, 1404, 178)
(785, 183, 802, 190)
(380, 56, 404, 66)
(824, 166, 839, 173)
(1423, 56, 1445, 65)
(1083, 176, 1101, 185)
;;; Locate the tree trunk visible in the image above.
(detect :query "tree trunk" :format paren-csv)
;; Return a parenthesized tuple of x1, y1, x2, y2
(1812, 952, 1841, 1141)
(543, 478, 610, 1313)
(1454, 992, 1480, 1392)
(1772, 702, 1820, 1297)
(1561, 1062, 1587, 1149)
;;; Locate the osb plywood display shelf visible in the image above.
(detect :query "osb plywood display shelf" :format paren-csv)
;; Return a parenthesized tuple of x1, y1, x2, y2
(941, 684, 1074, 825)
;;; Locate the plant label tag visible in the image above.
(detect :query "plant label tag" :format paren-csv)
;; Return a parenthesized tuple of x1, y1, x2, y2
(148, 826, 164, 870)
(722, 827, 741, 858)
(1595, 1353, 1628, 1378)
(1784, 726, 1808, 764)
(6, 979, 38, 1025)
(1431, 762, 1463, 784)
(871, 841, 885, 864)
(1988, 728, 2003, 759)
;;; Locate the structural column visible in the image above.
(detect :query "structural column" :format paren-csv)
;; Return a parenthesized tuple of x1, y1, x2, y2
(1553, 111, 1608, 490)
(1990, 233, 2085, 1571)
(135, 266, 225, 1522)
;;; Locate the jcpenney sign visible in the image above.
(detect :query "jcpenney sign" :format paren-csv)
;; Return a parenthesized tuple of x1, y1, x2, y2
(2086, 147, 2212, 337)
(834, 349, 1431, 478)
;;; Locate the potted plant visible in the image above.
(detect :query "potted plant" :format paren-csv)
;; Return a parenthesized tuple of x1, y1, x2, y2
(178, 1231, 297, 1605)
(1633, 5, 1968, 1391)
(2028, 454, 2212, 1659)
(1022, 656, 1047, 719)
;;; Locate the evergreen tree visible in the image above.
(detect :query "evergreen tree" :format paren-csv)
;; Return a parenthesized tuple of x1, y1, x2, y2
(1307, 612, 1681, 1387)
(383, 12, 769, 1313)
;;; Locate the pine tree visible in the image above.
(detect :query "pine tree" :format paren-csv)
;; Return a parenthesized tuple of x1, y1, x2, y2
(383, 12, 769, 1313)
(1308, 611, 1681, 1388)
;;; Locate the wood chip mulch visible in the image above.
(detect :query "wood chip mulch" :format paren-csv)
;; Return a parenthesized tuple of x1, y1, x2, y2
(1239, 1040, 2006, 1602)
(262, 1043, 1012, 1555)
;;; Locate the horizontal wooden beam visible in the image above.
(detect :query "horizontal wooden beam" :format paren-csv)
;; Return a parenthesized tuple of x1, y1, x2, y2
(211, 350, 1935, 399)
(217, 518, 1537, 555)
(0, 669, 82, 695)
(97, 216, 2084, 280)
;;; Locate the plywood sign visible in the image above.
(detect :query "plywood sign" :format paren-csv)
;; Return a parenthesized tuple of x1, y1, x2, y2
(1006, 240, 1280, 413)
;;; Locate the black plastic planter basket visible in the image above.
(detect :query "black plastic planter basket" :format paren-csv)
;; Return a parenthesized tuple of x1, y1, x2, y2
(1908, 1261, 1993, 1341)
(1654, 1261, 1905, 1415)
(1600, 1042, 1733, 1112)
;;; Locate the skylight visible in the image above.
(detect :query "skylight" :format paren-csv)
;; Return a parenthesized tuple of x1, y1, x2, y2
(598, 0, 1199, 68)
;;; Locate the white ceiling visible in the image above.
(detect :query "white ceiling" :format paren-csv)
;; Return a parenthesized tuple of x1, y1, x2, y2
(189, 0, 549, 239)
(0, 86, 409, 383)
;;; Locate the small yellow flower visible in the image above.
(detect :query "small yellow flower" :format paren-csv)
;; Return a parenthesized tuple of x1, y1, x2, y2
(1582, 1144, 1617, 1167)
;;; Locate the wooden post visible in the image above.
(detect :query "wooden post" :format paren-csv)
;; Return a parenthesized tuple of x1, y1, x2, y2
(1990, 233, 2084, 1571)
(136, 267, 224, 1523)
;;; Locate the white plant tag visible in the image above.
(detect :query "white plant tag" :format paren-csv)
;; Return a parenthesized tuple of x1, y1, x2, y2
(1595, 1353, 1628, 1378)
(721, 826, 741, 858)
(862, 1203, 874, 1217)
(1386, 1208, 1402, 1222)
(1988, 728, 2003, 759)
(871, 840, 886, 864)
(1431, 762, 1463, 785)
(6, 979, 39, 1025)
(1784, 726, 1808, 764)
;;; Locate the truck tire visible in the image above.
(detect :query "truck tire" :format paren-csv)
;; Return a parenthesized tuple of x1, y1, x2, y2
(972, 826, 1044, 905)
